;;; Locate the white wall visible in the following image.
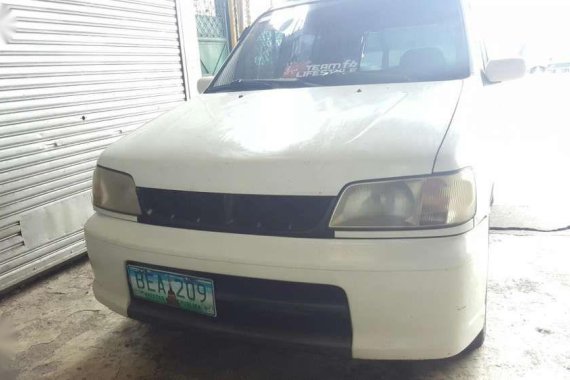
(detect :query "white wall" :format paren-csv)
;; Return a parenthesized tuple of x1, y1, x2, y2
(247, 0, 288, 25)
(248, 0, 272, 22)
(179, 0, 207, 92)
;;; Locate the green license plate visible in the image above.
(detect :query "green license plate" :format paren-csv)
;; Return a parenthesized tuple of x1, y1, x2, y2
(127, 264, 217, 317)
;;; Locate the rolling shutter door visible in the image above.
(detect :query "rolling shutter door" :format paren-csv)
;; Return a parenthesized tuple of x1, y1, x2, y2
(0, 0, 188, 292)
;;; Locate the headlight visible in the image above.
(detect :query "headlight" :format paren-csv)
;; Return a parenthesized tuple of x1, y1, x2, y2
(329, 169, 476, 229)
(92, 166, 141, 216)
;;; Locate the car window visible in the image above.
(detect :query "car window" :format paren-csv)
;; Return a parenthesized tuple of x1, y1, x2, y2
(210, 0, 469, 92)
(241, 30, 286, 79)
(361, 23, 463, 71)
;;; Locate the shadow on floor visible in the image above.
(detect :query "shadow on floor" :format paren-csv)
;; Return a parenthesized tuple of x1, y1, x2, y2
(51, 320, 481, 380)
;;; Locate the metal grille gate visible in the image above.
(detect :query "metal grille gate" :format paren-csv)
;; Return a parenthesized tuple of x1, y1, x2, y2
(0, 0, 188, 292)
(194, 0, 230, 75)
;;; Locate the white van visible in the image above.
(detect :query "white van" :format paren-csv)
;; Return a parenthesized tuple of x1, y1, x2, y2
(85, 0, 525, 360)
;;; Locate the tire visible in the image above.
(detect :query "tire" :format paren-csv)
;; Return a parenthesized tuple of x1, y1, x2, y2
(466, 282, 488, 352)
(466, 255, 488, 353)
(466, 325, 486, 351)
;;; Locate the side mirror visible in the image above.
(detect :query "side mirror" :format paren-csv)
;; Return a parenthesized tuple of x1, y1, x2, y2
(197, 77, 214, 94)
(484, 58, 526, 83)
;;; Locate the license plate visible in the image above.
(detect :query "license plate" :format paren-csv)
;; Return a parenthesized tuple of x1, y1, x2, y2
(127, 265, 217, 317)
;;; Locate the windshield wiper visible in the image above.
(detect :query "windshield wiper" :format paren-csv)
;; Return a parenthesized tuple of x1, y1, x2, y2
(299, 71, 415, 86)
(207, 79, 276, 93)
(207, 78, 318, 93)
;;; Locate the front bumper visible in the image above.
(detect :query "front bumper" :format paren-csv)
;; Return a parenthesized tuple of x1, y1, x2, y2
(85, 213, 489, 360)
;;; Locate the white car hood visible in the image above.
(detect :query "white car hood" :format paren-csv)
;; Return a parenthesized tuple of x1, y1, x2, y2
(100, 81, 463, 196)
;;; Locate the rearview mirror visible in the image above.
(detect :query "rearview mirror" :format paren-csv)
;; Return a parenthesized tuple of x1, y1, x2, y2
(197, 77, 214, 94)
(484, 58, 526, 83)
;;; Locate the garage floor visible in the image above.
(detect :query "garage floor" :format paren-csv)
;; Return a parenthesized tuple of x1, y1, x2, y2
(1, 232, 569, 380)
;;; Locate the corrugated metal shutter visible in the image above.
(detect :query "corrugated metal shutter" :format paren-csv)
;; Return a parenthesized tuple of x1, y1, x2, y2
(0, 0, 188, 292)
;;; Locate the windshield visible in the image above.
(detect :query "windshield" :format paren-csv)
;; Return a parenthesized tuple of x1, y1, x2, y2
(208, 0, 470, 93)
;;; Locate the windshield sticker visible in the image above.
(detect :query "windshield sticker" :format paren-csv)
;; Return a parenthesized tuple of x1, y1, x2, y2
(284, 60, 359, 78)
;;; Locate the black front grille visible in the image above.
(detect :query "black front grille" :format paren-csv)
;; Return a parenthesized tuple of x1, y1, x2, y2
(137, 188, 336, 238)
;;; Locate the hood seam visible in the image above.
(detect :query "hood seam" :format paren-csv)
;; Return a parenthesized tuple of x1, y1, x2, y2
(431, 80, 465, 173)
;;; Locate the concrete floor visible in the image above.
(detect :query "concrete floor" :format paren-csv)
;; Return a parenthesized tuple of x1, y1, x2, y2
(1, 233, 569, 380)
